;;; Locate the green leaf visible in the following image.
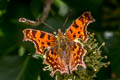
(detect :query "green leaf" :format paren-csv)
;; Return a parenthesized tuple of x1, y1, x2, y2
(18, 46, 25, 56)
(54, 0, 69, 16)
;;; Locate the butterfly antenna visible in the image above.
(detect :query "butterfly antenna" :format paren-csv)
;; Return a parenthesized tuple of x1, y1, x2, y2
(42, 22, 55, 31)
(62, 16, 69, 27)
(62, 9, 73, 29)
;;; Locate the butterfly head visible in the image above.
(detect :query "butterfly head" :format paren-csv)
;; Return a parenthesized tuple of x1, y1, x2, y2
(56, 28, 68, 50)
(57, 28, 65, 39)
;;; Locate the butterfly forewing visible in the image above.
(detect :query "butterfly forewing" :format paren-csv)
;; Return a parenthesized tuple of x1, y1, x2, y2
(65, 11, 95, 42)
(23, 29, 56, 55)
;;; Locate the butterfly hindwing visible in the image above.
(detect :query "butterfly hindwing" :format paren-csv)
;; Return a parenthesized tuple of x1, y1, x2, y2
(23, 29, 56, 55)
(43, 47, 68, 77)
(69, 42, 87, 73)
(66, 11, 95, 42)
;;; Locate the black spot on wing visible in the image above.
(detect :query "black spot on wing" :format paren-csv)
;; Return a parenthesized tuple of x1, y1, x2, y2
(69, 28, 73, 33)
(78, 31, 80, 34)
(32, 30, 37, 38)
(77, 49, 80, 55)
(51, 50, 54, 54)
(84, 12, 91, 20)
(73, 34, 76, 38)
(38, 39, 40, 42)
(72, 22, 79, 28)
(79, 35, 82, 38)
(48, 35, 50, 40)
(78, 16, 84, 25)
(41, 42, 44, 44)
(47, 42, 50, 46)
(74, 44, 77, 49)
(80, 27, 82, 30)
(42, 46, 45, 49)
(40, 32, 45, 38)
(24, 30, 30, 38)
(25, 30, 30, 35)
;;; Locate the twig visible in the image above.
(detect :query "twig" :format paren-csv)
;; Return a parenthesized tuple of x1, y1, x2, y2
(19, 0, 53, 26)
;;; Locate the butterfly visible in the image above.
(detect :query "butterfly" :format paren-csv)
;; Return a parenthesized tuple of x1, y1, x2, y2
(23, 11, 95, 77)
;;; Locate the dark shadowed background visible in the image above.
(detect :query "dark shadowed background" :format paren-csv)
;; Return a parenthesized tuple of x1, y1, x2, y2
(0, 0, 120, 80)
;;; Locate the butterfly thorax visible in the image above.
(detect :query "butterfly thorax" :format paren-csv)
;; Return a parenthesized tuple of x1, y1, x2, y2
(55, 29, 71, 63)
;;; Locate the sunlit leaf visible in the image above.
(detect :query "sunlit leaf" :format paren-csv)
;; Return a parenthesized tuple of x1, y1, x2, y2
(54, 0, 68, 16)
(18, 46, 25, 56)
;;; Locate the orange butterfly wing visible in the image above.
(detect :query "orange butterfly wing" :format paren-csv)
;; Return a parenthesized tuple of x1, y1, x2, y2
(23, 29, 56, 55)
(66, 12, 95, 73)
(43, 47, 68, 77)
(66, 11, 95, 42)
(69, 42, 87, 73)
